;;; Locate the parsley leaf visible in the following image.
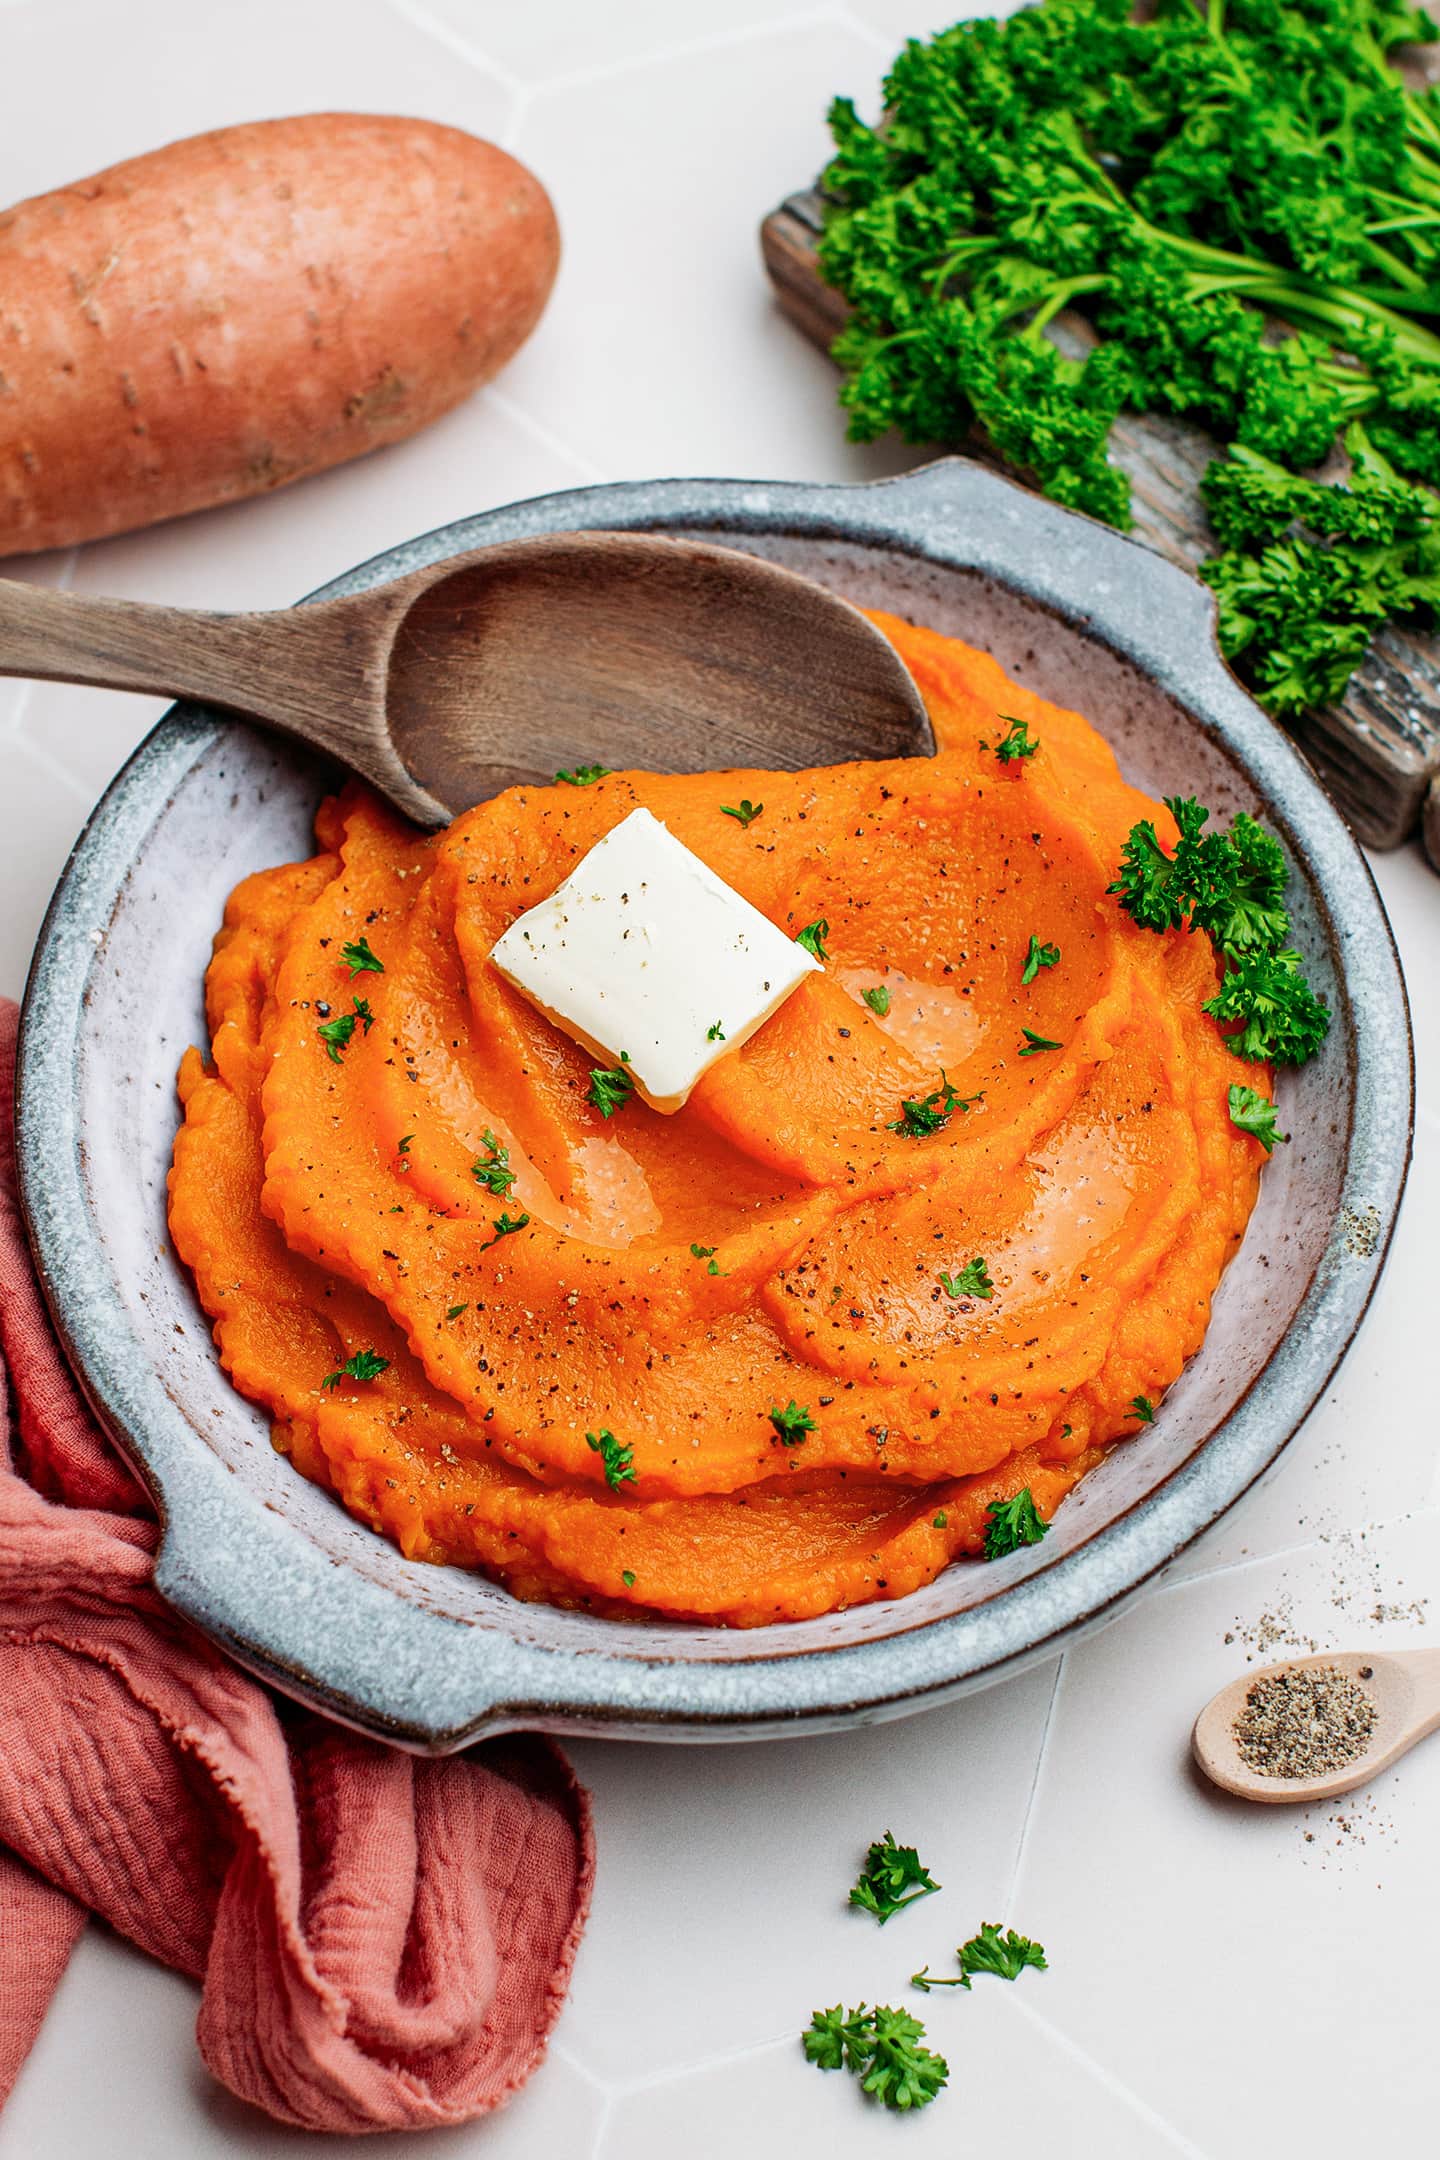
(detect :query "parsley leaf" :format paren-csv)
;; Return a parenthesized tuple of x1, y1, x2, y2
(341, 936, 384, 977)
(913, 1924, 1048, 1992)
(796, 918, 831, 961)
(860, 983, 891, 1016)
(586, 1426, 636, 1490)
(721, 798, 764, 827)
(849, 1832, 941, 1923)
(769, 1399, 817, 1445)
(992, 715, 1038, 763)
(1019, 1029, 1062, 1056)
(932, 1510, 949, 1528)
(480, 1210, 530, 1251)
(804, 2003, 948, 2112)
(445, 1303, 468, 1321)
(471, 1128, 518, 1197)
(1129, 1394, 1156, 1424)
(1228, 1081, 1289, 1151)
(707, 1020, 726, 1042)
(622, 1569, 636, 1588)
(690, 1240, 726, 1277)
(588, 1064, 635, 1118)
(555, 764, 611, 786)
(887, 1071, 982, 1138)
(1021, 934, 1060, 984)
(1202, 948, 1331, 1066)
(320, 1348, 390, 1390)
(317, 996, 374, 1063)
(983, 1487, 1048, 1560)
(958, 1922, 1049, 1984)
(940, 1257, 994, 1300)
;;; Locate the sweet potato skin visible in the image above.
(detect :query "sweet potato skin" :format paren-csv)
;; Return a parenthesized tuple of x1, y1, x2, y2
(0, 114, 560, 555)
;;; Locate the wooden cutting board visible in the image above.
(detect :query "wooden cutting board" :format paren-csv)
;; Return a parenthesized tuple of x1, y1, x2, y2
(762, 187, 1440, 873)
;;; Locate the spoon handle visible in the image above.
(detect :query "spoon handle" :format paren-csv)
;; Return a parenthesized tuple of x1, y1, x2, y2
(1393, 1646, 1440, 1730)
(0, 578, 438, 821)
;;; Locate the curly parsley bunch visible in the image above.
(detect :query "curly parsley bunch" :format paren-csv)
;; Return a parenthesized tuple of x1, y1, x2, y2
(819, 0, 1440, 718)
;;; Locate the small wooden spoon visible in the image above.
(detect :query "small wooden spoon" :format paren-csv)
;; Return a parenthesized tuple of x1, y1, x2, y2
(0, 531, 933, 825)
(1192, 1648, 1440, 1804)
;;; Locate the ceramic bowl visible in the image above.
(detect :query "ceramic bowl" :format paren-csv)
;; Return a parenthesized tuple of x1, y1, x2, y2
(16, 458, 1413, 1751)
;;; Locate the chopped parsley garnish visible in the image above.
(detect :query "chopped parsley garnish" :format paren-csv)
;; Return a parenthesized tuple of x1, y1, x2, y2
(690, 1241, 725, 1277)
(796, 918, 831, 961)
(992, 715, 1038, 764)
(317, 996, 375, 1063)
(983, 1487, 1048, 1560)
(912, 1924, 1048, 1992)
(320, 1348, 390, 1391)
(849, 1833, 941, 1923)
(1130, 1394, 1156, 1424)
(1228, 1082, 1289, 1152)
(769, 1399, 817, 1445)
(480, 1210, 530, 1251)
(887, 1071, 981, 1138)
(588, 1064, 635, 1118)
(471, 1128, 518, 1197)
(397, 1133, 414, 1157)
(932, 1510, 949, 1529)
(554, 763, 611, 786)
(1019, 1029, 1061, 1057)
(803, 2003, 948, 2113)
(341, 936, 384, 978)
(586, 1426, 636, 1490)
(721, 798, 764, 827)
(940, 1258, 994, 1301)
(1021, 935, 1061, 985)
(860, 983, 891, 1016)
(446, 1303, 468, 1321)
(1110, 797, 1329, 1066)
(707, 1020, 726, 1042)
(622, 1569, 636, 1588)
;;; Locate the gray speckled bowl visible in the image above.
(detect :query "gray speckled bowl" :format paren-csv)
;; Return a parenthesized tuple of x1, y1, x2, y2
(16, 458, 1413, 1751)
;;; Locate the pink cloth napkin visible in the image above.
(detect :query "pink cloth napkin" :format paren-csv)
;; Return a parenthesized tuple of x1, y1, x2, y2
(0, 997, 593, 2133)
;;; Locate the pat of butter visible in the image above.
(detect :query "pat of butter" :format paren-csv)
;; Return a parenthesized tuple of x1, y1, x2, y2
(489, 806, 821, 1113)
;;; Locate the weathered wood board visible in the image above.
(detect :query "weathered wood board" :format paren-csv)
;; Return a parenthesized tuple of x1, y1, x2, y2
(762, 188, 1440, 873)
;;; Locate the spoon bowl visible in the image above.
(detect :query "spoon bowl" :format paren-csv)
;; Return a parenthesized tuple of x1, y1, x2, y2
(1192, 1647, 1440, 1804)
(0, 531, 934, 824)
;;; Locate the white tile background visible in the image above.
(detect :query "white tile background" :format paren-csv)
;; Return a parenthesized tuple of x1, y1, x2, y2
(1, 3, 1435, 2155)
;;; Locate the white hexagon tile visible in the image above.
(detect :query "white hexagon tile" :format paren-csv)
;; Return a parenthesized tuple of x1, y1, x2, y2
(1, 0, 1435, 2156)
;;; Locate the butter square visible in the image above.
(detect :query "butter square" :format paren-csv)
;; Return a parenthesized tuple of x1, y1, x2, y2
(488, 807, 820, 1113)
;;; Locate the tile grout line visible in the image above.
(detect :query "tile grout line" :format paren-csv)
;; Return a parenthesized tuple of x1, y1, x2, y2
(519, 8, 839, 102)
(382, 0, 527, 97)
(1002, 1651, 1065, 1910)
(1143, 1498, 1440, 1604)
(586, 2026, 804, 2105)
(1003, 1991, 1217, 2160)
(482, 385, 612, 484)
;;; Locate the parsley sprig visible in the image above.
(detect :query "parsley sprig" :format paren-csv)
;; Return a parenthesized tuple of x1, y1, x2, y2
(887, 1072, 982, 1138)
(554, 763, 611, 786)
(770, 1399, 817, 1446)
(849, 1833, 941, 1924)
(940, 1258, 994, 1301)
(320, 1348, 390, 1391)
(992, 715, 1038, 764)
(588, 1063, 635, 1118)
(860, 983, 891, 1016)
(341, 936, 383, 978)
(912, 1923, 1049, 1992)
(586, 1426, 636, 1490)
(721, 798, 764, 827)
(1021, 934, 1060, 984)
(1110, 796, 1329, 1066)
(796, 918, 831, 961)
(1228, 1082, 1289, 1152)
(480, 1210, 530, 1251)
(317, 996, 375, 1063)
(804, 2003, 948, 2113)
(471, 1129, 518, 1197)
(983, 1487, 1048, 1560)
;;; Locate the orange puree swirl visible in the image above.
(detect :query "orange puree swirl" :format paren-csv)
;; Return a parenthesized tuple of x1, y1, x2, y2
(167, 614, 1268, 1625)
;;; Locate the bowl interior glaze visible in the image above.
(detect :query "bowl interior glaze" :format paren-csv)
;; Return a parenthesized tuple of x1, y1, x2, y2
(16, 460, 1412, 1749)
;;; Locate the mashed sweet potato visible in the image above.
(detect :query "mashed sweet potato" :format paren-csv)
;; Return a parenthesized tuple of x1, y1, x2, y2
(168, 614, 1268, 1624)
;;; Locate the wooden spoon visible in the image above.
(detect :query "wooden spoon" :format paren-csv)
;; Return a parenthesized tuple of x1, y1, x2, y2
(1192, 1648, 1440, 1804)
(0, 531, 933, 825)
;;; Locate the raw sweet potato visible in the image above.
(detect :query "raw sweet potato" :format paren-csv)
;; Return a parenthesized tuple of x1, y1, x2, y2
(0, 114, 560, 556)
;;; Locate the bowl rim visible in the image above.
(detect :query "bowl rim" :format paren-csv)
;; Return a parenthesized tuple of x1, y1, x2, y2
(14, 456, 1415, 1749)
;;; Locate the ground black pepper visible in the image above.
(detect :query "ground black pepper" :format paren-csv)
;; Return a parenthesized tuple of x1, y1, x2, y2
(1233, 1664, 1378, 1780)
